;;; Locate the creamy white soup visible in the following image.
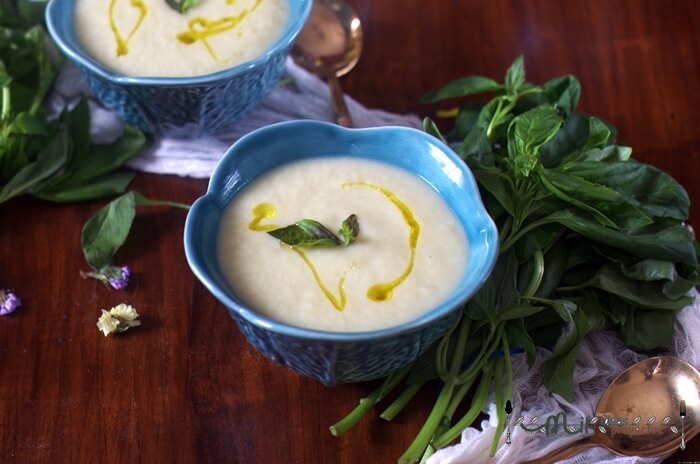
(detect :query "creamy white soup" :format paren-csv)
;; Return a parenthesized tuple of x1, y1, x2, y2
(74, 0, 288, 77)
(217, 157, 470, 332)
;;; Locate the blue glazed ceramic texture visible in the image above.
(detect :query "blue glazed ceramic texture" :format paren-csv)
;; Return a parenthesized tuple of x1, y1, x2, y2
(184, 121, 500, 385)
(45, 0, 310, 136)
(234, 310, 459, 385)
(78, 52, 287, 135)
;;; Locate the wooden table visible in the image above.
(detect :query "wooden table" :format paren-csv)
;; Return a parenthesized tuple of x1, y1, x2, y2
(1, 1, 698, 462)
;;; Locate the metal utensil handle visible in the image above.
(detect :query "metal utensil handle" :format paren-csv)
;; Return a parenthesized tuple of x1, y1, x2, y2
(327, 74, 353, 127)
(520, 436, 599, 464)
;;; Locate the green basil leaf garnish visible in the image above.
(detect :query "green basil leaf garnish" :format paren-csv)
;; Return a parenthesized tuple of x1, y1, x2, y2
(268, 214, 359, 248)
(165, 0, 202, 13)
(337, 214, 359, 246)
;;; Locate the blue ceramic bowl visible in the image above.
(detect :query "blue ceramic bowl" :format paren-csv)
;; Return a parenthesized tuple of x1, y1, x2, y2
(45, 0, 311, 136)
(184, 120, 499, 385)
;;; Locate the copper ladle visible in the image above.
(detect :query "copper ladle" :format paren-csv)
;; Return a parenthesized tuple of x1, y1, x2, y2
(522, 356, 700, 463)
(291, 0, 363, 127)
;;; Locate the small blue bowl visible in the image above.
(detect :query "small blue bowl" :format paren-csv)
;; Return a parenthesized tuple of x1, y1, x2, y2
(45, 0, 311, 136)
(184, 120, 499, 385)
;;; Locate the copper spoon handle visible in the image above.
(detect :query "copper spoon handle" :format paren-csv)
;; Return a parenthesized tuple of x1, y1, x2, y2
(521, 437, 599, 464)
(327, 74, 353, 127)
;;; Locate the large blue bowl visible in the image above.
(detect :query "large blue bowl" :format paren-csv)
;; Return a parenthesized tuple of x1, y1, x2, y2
(46, 0, 311, 136)
(184, 120, 499, 385)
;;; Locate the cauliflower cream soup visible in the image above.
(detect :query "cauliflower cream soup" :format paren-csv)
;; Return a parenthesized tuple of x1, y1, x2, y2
(217, 157, 469, 332)
(74, 0, 289, 77)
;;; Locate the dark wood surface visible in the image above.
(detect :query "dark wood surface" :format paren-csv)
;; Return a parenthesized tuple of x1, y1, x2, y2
(1, 1, 699, 463)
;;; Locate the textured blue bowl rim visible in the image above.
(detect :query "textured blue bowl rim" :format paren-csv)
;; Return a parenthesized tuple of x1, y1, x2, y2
(184, 120, 500, 343)
(45, 0, 312, 86)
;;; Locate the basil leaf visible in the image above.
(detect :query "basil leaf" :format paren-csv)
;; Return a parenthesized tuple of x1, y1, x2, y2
(165, 0, 201, 13)
(576, 289, 611, 333)
(466, 250, 519, 324)
(81, 191, 136, 271)
(80, 191, 189, 279)
(268, 215, 361, 248)
(35, 172, 136, 203)
(522, 75, 582, 117)
(37, 103, 146, 200)
(575, 144, 632, 163)
(422, 117, 446, 143)
(541, 299, 588, 400)
(620, 307, 676, 351)
(55, 126, 147, 187)
(269, 220, 341, 247)
(545, 209, 697, 266)
(473, 168, 515, 217)
(562, 161, 689, 221)
(538, 167, 653, 229)
(337, 214, 359, 246)
(617, 258, 695, 300)
(0, 128, 69, 203)
(542, 75, 581, 116)
(578, 264, 694, 310)
(448, 102, 482, 141)
(9, 112, 46, 135)
(581, 116, 611, 151)
(514, 224, 563, 264)
(504, 55, 525, 97)
(497, 304, 543, 323)
(65, 98, 91, 166)
(460, 126, 492, 160)
(421, 76, 503, 103)
(539, 112, 590, 168)
(505, 320, 537, 368)
(507, 105, 562, 177)
(621, 259, 678, 282)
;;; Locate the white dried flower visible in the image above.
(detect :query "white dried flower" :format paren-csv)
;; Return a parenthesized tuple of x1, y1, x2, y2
(97, 304, 141, 336)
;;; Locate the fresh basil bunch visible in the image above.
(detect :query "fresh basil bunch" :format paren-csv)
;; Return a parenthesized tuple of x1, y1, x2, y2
(333, 56, 700, 463)
(0, 0, 148, 205)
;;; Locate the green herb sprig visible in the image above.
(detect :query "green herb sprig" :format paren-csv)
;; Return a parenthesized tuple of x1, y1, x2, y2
(268, 214, 359, 248)
(0, 1, 148, 205)
(165, 0, 202, 13)
(332, 56, 699, 463)
(80, 191, 190, 288)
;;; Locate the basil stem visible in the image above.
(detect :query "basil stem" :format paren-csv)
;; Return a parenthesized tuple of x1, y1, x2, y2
(398, 317, 471, 463)
(523, 249, 545, 297)
(329, 363, 411, 437)
(432, 367, 491, 448)
(489, 357, 506, 456)
(379, 383, 423, 421)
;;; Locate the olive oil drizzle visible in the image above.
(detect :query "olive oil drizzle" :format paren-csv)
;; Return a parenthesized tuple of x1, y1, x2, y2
(109, 0, 148, 57)
(176, 0, 263, 62)
(343, 182, 420, 302)
(248, 202, 277, 231)
(293, 249, 347, 311)
(248, 202, 347, 311)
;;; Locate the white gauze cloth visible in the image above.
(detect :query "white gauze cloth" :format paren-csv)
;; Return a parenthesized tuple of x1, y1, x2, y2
(48, 59, 700, 464)
(427, 290, 700, 464)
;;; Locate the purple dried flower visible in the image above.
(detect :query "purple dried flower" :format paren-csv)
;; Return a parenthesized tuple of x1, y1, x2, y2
(108, 266, 131, 290)
(81, 265, 132, 291)
(0, 290, 21, 315)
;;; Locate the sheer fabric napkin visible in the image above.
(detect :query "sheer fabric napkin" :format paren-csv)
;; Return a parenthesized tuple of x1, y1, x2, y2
(48, 58, 700, 464)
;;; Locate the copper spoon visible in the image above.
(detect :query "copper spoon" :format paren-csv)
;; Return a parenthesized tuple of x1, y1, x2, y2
(291, 0, 362, 127)
(522, 356, 700, 463)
